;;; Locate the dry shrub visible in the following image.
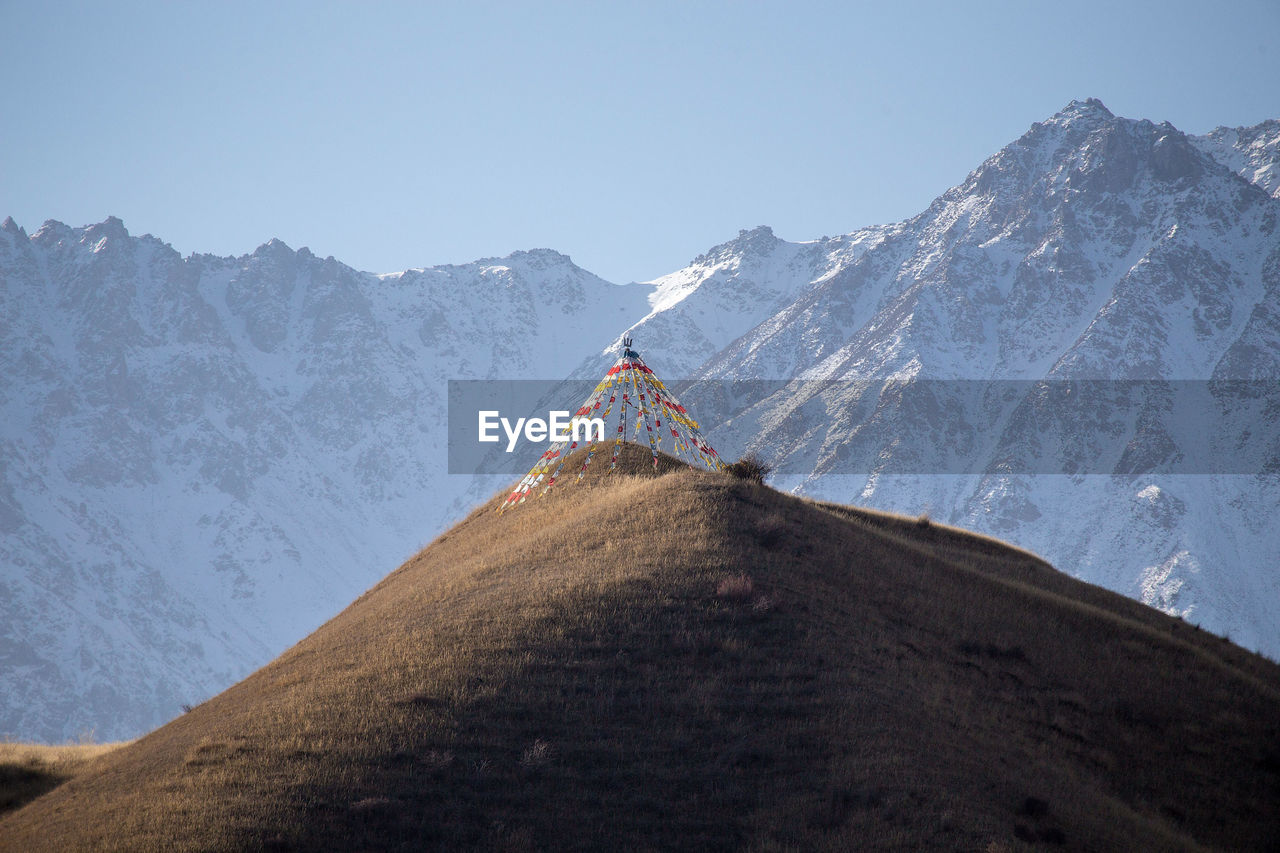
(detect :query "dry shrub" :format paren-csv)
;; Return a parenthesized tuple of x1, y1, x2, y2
(726, 454, 772, 484)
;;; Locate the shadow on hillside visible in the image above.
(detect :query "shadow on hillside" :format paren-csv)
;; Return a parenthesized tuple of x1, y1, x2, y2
(0, 761, 68, 816)
(262, 557, 824, 850)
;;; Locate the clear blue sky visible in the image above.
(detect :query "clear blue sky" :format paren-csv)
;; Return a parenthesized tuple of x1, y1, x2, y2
(3, 0, 1278, 283)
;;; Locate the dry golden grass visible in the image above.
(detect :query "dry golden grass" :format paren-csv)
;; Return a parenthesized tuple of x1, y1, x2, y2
(0, 741, 126, 816)
(2, 443, 1278, 851)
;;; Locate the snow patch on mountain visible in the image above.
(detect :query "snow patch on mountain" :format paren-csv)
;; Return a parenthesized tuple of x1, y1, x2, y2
(1192, 119, 1280, 198)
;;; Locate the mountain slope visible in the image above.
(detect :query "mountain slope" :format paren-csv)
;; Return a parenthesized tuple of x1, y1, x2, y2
(0, 217, 647, 741)
(606, 99, 1280, 659)
(1192, 119, 1280, 198)
(2, 445, 1277, 851)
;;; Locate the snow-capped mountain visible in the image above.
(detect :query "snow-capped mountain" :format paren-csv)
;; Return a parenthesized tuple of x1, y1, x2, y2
(0, 219, 645, 741)
(609, 99, 1280, 657)
(1192, 118, 1280, 198)
(571, 224, 896, 378)
(4, 98, 1278, 742)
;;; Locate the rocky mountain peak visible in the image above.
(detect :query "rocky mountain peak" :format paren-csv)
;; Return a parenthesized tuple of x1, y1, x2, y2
(689, 225, 779, 268)
(252, 236, 295, 258)
(958, 99, 1130, 202)
(1057, 97, 1114, 121)
(495, 247, 577, 272)
(80, 216, 131, 251)
(31, 219, 75, 246)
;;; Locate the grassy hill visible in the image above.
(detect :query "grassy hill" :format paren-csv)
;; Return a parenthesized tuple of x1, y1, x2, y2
(2, 444, 1278, 851)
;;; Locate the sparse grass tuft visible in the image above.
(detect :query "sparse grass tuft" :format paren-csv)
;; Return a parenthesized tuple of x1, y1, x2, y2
(519, 739, 553, 768)
(754, 511, 787, 547)
(716, 573, 754, 600)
